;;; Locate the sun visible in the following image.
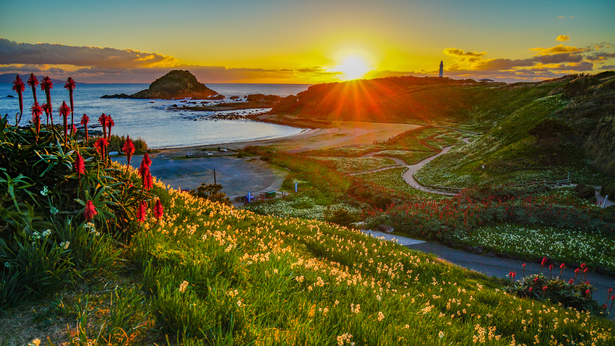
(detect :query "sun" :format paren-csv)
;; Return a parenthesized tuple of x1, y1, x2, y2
(335, 56, 370, 80)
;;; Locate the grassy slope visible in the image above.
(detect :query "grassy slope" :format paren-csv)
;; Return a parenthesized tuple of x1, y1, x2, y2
(273, 73, 615, 186)
(131, 179, 613, 345)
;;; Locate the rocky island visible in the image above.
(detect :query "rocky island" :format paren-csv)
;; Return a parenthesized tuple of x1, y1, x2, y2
(101, 70, 218, 99)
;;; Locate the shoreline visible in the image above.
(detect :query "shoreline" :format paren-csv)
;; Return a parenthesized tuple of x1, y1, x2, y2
(154, 119, 423, 157)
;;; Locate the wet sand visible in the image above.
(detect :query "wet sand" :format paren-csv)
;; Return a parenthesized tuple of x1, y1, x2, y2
(122, 120, 422, 199)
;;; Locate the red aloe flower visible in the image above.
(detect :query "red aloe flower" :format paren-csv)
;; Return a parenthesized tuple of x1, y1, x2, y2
(41, 77, 53, 123)
(31, 102, 43, 139)
(64, 77, 76, 128)
(154, 199, 164, 219)
(94, 137, 108, 158)
(42, 103, 52, 126)
(574, 267, 580, 279)
(143, 171, 153, 190)
(72, 124, 77, 136)
(84, 200, 97, 221)
(569, 279, 574, 284)
(541, 257, 547, 267)
(137, 201, 148, 223)
(99, 114, 108, 138)
(559, 263, 565, 277)
(122, 136, 135, 166)
(27, 73, 39, 104)
(528, 287, 533, 293)
(12, 75, 25, 125)
(81, 114, 90, 142)
(59, 101, 71, 142)
(107, 115, 114, 138)
(75, 152, 85, 177)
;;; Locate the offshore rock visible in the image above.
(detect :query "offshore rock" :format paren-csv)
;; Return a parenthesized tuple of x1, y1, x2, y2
(101, 70, 217, 99)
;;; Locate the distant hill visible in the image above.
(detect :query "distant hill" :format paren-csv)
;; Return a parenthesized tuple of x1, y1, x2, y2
(271, 71, 615, 178)
(101, 70, 217, 99)
(0, 73, 85, 85)
(270, 76, 485, 124)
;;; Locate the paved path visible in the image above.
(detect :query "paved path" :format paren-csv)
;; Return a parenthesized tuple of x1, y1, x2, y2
(361, 230, 615, 320)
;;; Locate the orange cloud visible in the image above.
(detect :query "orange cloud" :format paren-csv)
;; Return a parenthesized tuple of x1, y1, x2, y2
(0, 38, 176, 69)
(556, 35, 570, 42)
(443, 48, 487, 62)
(530, 44, 587, 55)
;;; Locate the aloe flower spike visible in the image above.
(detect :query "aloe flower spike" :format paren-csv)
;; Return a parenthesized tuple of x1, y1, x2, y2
(64, 77, 76, 128)
(12, 75, 25, 125)
(27, 74, 39, 104)
(41, 76, 53, 125)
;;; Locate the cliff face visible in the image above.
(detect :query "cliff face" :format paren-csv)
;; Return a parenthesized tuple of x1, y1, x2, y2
(102, 70, 218, 99)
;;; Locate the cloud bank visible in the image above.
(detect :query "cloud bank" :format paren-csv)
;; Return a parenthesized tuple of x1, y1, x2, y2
(0, 38, 614, 84)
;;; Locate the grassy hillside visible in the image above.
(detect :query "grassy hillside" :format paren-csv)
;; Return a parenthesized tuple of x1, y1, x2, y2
(416, 72, 615, 186)
(2, 120, 614, 345)
(271, 72, 615, 181)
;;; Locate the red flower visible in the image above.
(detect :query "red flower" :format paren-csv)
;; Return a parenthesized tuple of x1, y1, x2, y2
(569, 279, 574, 284)
(585, 289, 591, 297)
(107, 116, 114, 138)
(541, 257, 547, 267)
(31, 102, 43, 137)
(27, 73, 39, 104)
(12, 75, 25, 124)
(529, 287, 533, 292)
(75, 153, 85, 177)
(154, 199, 164, 219)
(64, 77, 76, 128)
(99, 114, 108, 138)
(42, 103, 52, 126)
(81, 114, 90, 141)
(84, 200, 97, 221)
(123, 136, 135, 166)
(41, 77, 53, 122)
(94, 138, 108, 157)
(137, 201, 148, 223)
(143, 171, 153, 191)
(59, 101, 71, 142)
(543, 286, 547, 291)
(560, 263, 565, 269)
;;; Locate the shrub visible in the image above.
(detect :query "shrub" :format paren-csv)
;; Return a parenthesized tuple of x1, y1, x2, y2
(505, 273, 606, 317)
(601, 181, 615, 200)
(575, 183, 596, 199)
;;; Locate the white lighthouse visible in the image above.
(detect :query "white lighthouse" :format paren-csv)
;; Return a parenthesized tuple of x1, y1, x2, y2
(439, 61, 444, 77)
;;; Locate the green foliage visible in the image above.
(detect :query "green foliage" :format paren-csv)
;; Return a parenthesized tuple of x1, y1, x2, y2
(601, 181, 615, 200)
(505, 274, 605, 316)
(574, 183, 596, 200)
(190, 183, 231, 206)
(106, 134, 148, 154)
(0, 115, 153, 309)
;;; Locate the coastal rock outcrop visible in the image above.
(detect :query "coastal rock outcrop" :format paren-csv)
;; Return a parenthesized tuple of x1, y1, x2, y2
(101, 70, 218, 99)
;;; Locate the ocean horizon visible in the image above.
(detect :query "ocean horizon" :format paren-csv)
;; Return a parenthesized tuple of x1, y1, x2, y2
(0, 83, 311, 148)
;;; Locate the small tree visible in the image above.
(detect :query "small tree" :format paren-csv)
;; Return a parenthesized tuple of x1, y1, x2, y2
(190, 183, 231, 206)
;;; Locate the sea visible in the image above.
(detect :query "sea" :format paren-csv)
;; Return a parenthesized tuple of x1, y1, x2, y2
(0, 83, 311, 148)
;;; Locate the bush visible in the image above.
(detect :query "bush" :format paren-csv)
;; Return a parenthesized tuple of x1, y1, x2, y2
(106, 135, 148, 154)
(505, 273, 606, 317)
(601, 181, 615, 200)
(575, 183, 596, 199)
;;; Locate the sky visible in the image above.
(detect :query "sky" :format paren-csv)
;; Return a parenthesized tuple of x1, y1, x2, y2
(1, 0, 614, 84)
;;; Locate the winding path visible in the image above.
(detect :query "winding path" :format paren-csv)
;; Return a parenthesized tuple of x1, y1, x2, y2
(349, 145, 457, 196)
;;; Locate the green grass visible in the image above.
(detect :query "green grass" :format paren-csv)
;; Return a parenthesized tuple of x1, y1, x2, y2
(308, 156, 398, 173)
(452, 224, 615, 272)
(372, 150, 433, 165)
(130, 185, 614, 345)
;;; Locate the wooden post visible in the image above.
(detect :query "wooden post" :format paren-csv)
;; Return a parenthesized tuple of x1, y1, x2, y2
(214, 169, 217, 185)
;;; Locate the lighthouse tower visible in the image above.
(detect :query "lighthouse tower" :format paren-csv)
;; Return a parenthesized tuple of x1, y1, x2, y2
(439, 61, 444, 77)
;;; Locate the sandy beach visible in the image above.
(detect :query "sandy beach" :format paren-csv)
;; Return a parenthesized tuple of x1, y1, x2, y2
(155, 120, 422, 157)
(131, 120, 422, 199)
